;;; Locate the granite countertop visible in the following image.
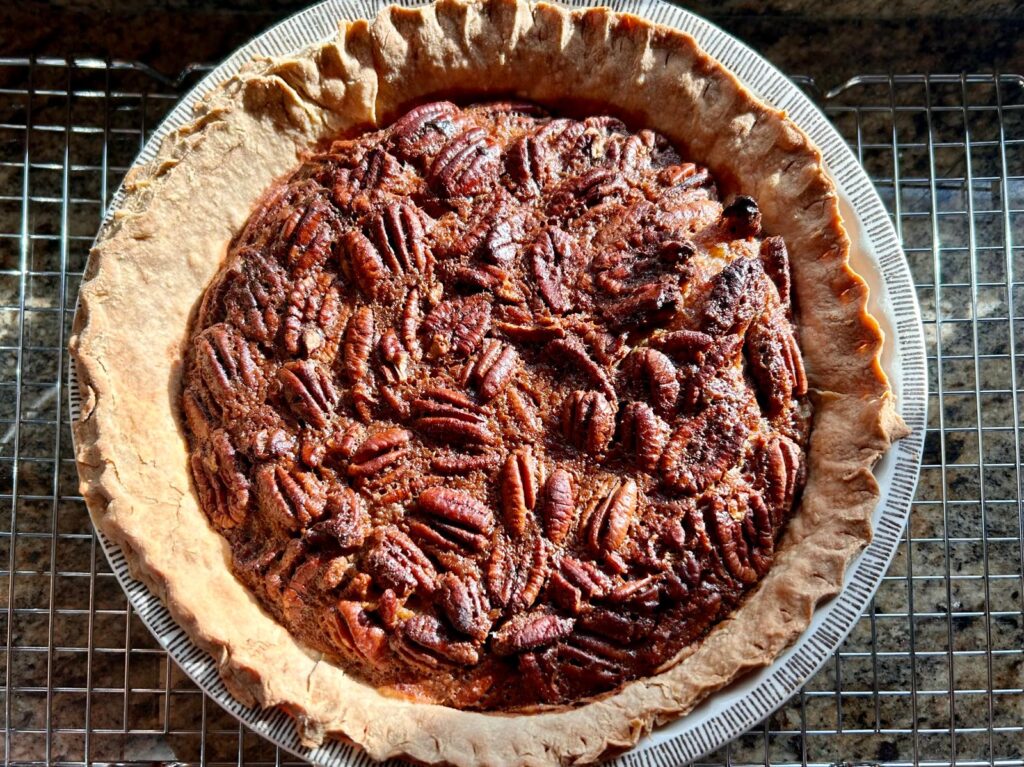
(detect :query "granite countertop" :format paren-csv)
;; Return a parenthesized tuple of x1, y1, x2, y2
(0, 3, 1022, 765)
(1, 1, 1023, 87)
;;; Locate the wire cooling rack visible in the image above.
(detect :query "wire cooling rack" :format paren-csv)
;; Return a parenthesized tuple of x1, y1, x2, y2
(0, 58, 1020, 766)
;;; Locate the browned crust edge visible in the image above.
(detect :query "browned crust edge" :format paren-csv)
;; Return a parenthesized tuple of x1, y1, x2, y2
(68, 1, 910, 765)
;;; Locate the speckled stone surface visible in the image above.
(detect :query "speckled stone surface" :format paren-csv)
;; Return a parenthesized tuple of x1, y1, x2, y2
(0, 1, 1023, 89)
(0, 8, 1021, 767)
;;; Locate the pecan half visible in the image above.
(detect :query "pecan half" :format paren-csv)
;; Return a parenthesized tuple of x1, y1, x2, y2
(372, 201, 432, 276)
(648, 328, 715, 363)
(428, 127, 500, 198)
(545, 336, 617, 401)
(422, 294, 493, 359)
(555, 633, 635, 692)
(388, 101, 461, 165)
(377, 328, 410, 387)
(395, 614, 479, 667)
(749, 433, 805, 525)
(411, 487, 494, 555)
(506, 134, 545, 194)
(193, 324, 265, 416)
(606, 132, 656, 173)
(345, 229, 388, 300)
(745, 491, 776, 576)
(364, 527, 436, 597)
(561, 390, 616, 456)
(538, 468, 576, 545)
(306, 486, 369, 550)
(229, 405, 297, 463)
(282, 273, 345, 357)
(759, 235, 791, 309)
(254, 462, 327, 533)
(418, 487, 495, 536)
(281, 194, 337, 273)
(345, 202, 432, 299)
(700, 257, 767, 336)
(235, 179, 310, 249)
(663, 548, 703, 602)
(437, 573, 492, 640)
(530, 226, 582, 314)
(548, 167, 628, 216)
(704, 496, 758, 584)
(578, 608, 654, 644)
(322, 144, 400, 211)
(330, 600, 388, 663)
(592, 257, 634, 297)
(259, 537, 305, 602)
(517, 652, 562, 704)
(626, 347, 680, 417)
(618, 401, 669, 473)
(347, 428, 411, 479)
(219, 259, 285, 346)
(500, 447, 540, 538)
(746, 309, 808, 418)
(492, 611, 575, 656)
(190, 429, 250, 530)
(364, 144, 403, 185)
(342, 305, 377, 420)
(470, 339, 520, 402)
(412, 387, 495, 446)
(598, 277, 680, 330)
(486, 533, 550, 612)
(439, 262, 525, 304)
(506, 384, 543, 436)
(582, 477, 639, 557)
(430, 449, 501, 475)
(495, 306, 565, 344)
(342, 306, 375, 384)
(548, 557, 613, 614)
(604, 574, 662, 612)
(506, 119, 587, 193)
(660, 404, 748, 495)
(377, 588, 401, 630)
(400, 287, 423, 360)
(481, 212, 523, 265)
(277, 359, 338, 429)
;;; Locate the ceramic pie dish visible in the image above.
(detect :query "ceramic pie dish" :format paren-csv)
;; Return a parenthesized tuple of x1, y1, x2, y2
(67, 0, 926, 764)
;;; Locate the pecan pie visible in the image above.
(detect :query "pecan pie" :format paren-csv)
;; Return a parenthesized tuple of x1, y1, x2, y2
(70, 0, 909, 763)
(183, 101, 812, 709)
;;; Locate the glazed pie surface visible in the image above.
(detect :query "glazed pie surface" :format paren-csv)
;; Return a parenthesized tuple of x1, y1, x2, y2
(182, 100, 812, 709)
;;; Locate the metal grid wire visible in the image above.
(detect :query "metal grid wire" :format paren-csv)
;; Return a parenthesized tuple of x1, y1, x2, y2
(0, 58, 1020, 766)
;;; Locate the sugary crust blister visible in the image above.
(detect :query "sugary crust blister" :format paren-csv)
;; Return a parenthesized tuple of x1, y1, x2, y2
(70, 1, 909, 764)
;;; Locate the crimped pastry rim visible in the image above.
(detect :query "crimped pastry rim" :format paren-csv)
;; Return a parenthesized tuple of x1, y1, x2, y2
(68, 2, 925, 761)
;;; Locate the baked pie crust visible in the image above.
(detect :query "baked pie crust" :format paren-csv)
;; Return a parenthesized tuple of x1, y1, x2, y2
(70, 0, 909, 763)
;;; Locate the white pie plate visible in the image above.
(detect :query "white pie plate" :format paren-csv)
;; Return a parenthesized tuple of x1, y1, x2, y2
(68, 0, 928, 764)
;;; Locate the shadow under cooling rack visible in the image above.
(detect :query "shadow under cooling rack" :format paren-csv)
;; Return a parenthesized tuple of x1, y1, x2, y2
(0, 59, 1021, 766)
